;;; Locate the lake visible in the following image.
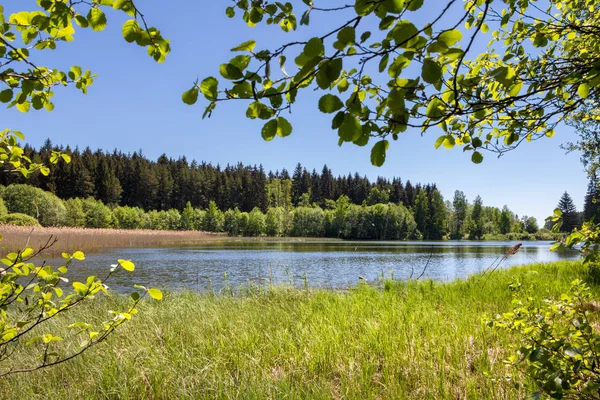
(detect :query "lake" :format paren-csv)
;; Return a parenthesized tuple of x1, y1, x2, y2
(40, 240, 580, 293)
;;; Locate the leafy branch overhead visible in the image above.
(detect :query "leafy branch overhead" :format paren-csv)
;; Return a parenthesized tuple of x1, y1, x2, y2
(186, 0, 600, 166)
(0, 0, 170, 115)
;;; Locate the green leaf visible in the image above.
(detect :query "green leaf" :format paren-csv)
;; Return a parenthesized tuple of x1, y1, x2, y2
(471, 151, 483, 164)
(304, 37, 324, 58)
(442, 135, 455, 149)
(246, 101, 275, 120)
(425, 98, 445, 119)
(338, 114, 362, 142)
(337, 27, 356, 47)
(87, 8, 107, 32)
(438, 30, 462, 46)
(406, 0, 424, 11)
(490, 66, 516, 88)
(355, 0, 376, 16)
(72, 251, 85, 261)
(182, 87, 199, 105)
(0, 89, 13, 103)
(421, 58, 442, 84)
(371, 140, 389, 166)
(219, 64, 244, 80)
(122, 20, 140, 43)
(434, 135, 445, 149)
(148, 288, 163, 300)
(392, 21, 418, 47)
(231, 40, 256, 52)
(318, 94, 344, 113)
(578, 83, 590, 99)
(261, 119, 277, 141)
(118, 259, 135, 272)
(200, 77, 218, 101)
(73, 282, 88, 296)
(382, 0, 405, 13)
(387, 89, 405, 113)
(276, 117, 292, 137)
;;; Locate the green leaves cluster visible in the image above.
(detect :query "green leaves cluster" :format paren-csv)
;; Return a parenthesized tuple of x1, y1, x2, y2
(187, 0, 600, 166)
(490, 279, 600, 399)
(0, 0, 169, 115)
(0, 246, 163, 376)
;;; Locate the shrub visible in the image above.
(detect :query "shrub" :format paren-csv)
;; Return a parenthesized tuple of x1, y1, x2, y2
(63, 198, 86, 227)
(223, 209, 240, 236)
(164, 209, 181, 230)
(112, 206, 145, 229)
(0, 213, 40, 226)
(3, 184, 66, 227)
(291, 206, 325, 237)
(0, 198, 7, 218)
(81, 197, 113, 228)
(491, 280, 600, 399)
(245, 207, 266, 236)
(202, 201, 223, 232)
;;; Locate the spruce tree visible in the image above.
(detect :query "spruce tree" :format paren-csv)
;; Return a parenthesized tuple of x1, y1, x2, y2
(469, 196, 484, 240)
(557, 191, 579, 232)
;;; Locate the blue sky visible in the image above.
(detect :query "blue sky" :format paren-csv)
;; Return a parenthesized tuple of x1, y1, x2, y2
(3, 2, 587, 225)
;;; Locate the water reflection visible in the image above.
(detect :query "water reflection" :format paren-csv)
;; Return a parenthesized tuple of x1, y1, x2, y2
(39, 241, 579, 293)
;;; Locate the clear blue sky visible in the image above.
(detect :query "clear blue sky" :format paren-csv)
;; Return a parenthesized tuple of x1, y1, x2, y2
(3, 2, 587, 225)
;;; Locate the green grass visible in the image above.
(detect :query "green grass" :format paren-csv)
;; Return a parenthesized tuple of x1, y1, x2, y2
(1, 261, 595, 399)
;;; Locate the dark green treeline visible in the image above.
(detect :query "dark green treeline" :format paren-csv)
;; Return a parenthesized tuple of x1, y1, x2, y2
(0, 141, 547, 240)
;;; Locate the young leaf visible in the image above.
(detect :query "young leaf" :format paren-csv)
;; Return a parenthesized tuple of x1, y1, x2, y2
(261, 119, 277, 141)
(148, 288, 163, 300)
(318, 94, 344, 113)
(578, 83, 590, 99)
(371, 140, 390, 167)
(438, 29, 462, 46)
(471, 151, 484, 164)
(200, 77, 218, 101)
(182, 87, 199, 105)
(118, 259, 135, 272)
(421, 58, 442, 84)
(231, 40, 256, 52)
(276, 117, 293, 137)
(87, 8, 107, 32)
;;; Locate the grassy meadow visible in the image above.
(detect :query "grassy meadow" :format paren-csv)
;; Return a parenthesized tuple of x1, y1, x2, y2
(0, 260, 594, 399)
(0, 225, 226, 254)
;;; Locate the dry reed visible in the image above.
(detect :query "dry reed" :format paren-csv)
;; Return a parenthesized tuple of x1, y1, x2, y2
(0, 225, 227, 254)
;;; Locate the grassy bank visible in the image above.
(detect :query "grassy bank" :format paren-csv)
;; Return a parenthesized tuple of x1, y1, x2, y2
(0, 225, 226, 254)
(1, 260, 593, 399)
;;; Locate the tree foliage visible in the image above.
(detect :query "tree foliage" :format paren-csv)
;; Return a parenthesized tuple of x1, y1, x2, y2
(186, 0, 600, 165)
(0, 1, 165, 376)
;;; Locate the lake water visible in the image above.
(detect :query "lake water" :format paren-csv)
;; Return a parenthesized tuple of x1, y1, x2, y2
(40, 240, 580, 293)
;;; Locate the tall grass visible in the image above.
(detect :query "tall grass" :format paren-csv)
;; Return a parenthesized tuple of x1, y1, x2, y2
(0, 225, 226, 254)
(0, 261, 591, 399)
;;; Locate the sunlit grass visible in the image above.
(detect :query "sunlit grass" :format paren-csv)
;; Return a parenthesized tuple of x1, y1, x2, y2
(1, 260, 591, 399)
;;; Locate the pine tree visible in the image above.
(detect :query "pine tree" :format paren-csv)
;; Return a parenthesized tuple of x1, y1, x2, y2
(583, 175, 600, 222)
(320, 165, 334, 202)
(291, 163, 304, 206)
(557, 191, 579, 232)
(427, 188, 447, 239)
(469, 195, 484, 239)
(452, 190, 468, 239)
(95, 158, 122, 205)
(414, 189, 429, 238)
(499, 205, 512, 234)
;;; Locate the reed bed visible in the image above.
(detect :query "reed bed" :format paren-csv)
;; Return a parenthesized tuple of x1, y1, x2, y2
(0, 225, 226, 254)
(0, 260, 591, 399)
